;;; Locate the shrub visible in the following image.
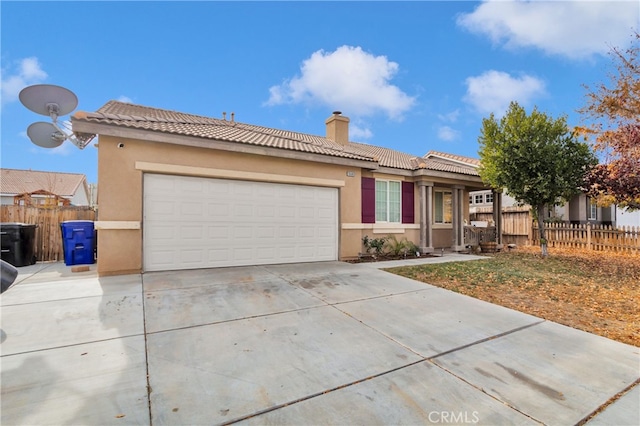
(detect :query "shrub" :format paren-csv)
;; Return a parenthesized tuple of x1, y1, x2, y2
(385, 235, 408, 256)
(385, 236, 421, 257)
(362, 235, 388, 257)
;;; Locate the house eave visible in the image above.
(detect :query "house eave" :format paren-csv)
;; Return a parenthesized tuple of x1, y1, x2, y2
(372, 166, 414, 177)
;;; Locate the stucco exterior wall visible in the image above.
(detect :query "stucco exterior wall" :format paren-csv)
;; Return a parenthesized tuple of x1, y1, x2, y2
(96, 135, 482, 275)
(96, 135, 363, 275)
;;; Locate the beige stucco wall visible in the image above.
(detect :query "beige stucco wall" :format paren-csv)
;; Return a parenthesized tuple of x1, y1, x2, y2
(97, 135, 363, 275)
(96, 134, 482, 275)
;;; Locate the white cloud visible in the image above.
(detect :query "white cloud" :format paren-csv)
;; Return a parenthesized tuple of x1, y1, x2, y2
(351, 123, 373, 141)
(438, 126, 460, 142)
(1, 57, 48, 105)
(457, 0, 639, 59)
(118, 95, 133, 103)
(266, 45, 416, 119)
(437, 109, 460, 123)
(464, 70, 546, 116)
(48, 141, 74, 156)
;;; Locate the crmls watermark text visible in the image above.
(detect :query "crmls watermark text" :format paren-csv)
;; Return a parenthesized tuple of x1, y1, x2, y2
(428, 411, 480, 424)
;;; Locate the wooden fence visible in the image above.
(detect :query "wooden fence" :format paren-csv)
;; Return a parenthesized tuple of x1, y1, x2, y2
(532, 222, 640, 254)
(1, 205, 96, 262)
(470, 206, 532, 246)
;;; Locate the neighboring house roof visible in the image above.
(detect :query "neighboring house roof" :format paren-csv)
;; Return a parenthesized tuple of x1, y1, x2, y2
(73, 101, 480, 177)
(0, 168, 87, 197)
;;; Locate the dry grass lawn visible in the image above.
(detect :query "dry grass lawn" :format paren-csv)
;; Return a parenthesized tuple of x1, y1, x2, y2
(386, 246, 640, 347)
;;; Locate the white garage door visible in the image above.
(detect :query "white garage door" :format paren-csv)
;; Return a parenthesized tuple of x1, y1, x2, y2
(143, 174, 338, 272)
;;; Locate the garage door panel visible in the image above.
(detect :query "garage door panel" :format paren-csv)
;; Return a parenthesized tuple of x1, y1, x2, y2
(181, 202, 203, 216)
(279, 227, 296, 239)
(256, 226, 276, 239)
(232, 247, 254, 261)
(318, 207, 335, 219)
(207, 248, 230, 262)
(208, 203, 230, 217)
(147, 200, 176, 217)
(147, 249, 175, 270)
(208, 226, 229, 239)
(181, 225, 204, 240)
(233, 227, 253, 239)
(180, 249, 204, 264)
(146, 174, 175, 192)
(144, 174, 338, 271)
(258, 206, 276, 219)
(178, 178, 204, 193)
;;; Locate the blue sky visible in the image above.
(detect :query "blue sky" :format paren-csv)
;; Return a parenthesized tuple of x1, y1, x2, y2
(2, 1, 638, 184)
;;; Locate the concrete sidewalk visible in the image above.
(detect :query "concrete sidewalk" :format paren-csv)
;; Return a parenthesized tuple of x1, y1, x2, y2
(1, 259, 638, 425)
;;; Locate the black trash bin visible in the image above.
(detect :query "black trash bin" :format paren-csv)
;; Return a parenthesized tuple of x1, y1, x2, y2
(60, 220, 95, 266)
(0, 222, 37, 267)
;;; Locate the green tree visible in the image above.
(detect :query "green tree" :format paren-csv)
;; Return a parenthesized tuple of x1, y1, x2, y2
(478, 102, 597, 257)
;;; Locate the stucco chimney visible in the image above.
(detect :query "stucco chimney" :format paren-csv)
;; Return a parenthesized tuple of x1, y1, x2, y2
(325, 111, 349, 145)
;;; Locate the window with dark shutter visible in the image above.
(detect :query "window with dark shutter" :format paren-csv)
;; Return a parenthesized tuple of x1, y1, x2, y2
(361, 177, 376, 223)
(402, 181, 414, 223)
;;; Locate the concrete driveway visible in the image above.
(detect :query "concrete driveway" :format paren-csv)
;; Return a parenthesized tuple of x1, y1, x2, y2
(1, 258, 638, 425)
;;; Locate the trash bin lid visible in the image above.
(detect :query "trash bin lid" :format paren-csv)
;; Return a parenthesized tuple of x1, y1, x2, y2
(1, 222, 36, 228)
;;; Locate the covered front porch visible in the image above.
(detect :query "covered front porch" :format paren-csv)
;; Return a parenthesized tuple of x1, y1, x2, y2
(416, 183, 503, 253)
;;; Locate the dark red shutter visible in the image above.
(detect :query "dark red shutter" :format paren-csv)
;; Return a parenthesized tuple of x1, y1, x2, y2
(402, 181, 414, 224)
(361, 177, 376, 223)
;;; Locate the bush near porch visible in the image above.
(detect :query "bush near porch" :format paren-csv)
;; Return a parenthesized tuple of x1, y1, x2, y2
(386, 246, 640, 347)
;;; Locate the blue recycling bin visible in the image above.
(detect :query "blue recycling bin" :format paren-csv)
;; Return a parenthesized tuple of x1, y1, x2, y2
(60, 220, 95, 266)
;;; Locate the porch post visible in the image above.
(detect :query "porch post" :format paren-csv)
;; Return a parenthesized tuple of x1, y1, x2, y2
(452, 185, 466, 251)
(492, 189, 504, 249)
(418, 181, 434, 254)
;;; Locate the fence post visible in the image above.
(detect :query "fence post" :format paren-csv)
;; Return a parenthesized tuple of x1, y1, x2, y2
(587, 222, 592, 250)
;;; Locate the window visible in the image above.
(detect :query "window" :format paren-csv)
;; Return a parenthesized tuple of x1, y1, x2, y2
(375, 180, 401, 222)
(589, 199, 597, 220)
(469, 195, 473, 204)
(361, 178, 414, 224)
(474, 194, 484, 204)
(485, 192, 493, 204)
(434, 190, 452, 224)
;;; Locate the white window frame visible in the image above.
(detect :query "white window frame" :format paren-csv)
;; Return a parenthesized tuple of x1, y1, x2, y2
(485, 192, 493, 204)
(434, 190, 453, 225)
(474, 194, 484, 204)
(588, 199, 597, 220)
(375, 179, 401, 223)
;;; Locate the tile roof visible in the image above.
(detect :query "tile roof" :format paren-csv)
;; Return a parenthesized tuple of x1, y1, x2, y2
(422, 150, 481, 176)
(348, 142, 426, 171)
(0, 169, 87, 196)
(73, 101, 479, 176)
(74, 102, 375, 163)
(424, 150, 481, 166)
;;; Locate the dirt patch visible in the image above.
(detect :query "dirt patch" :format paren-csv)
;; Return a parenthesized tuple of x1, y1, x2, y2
(386, 246, 640, 347)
